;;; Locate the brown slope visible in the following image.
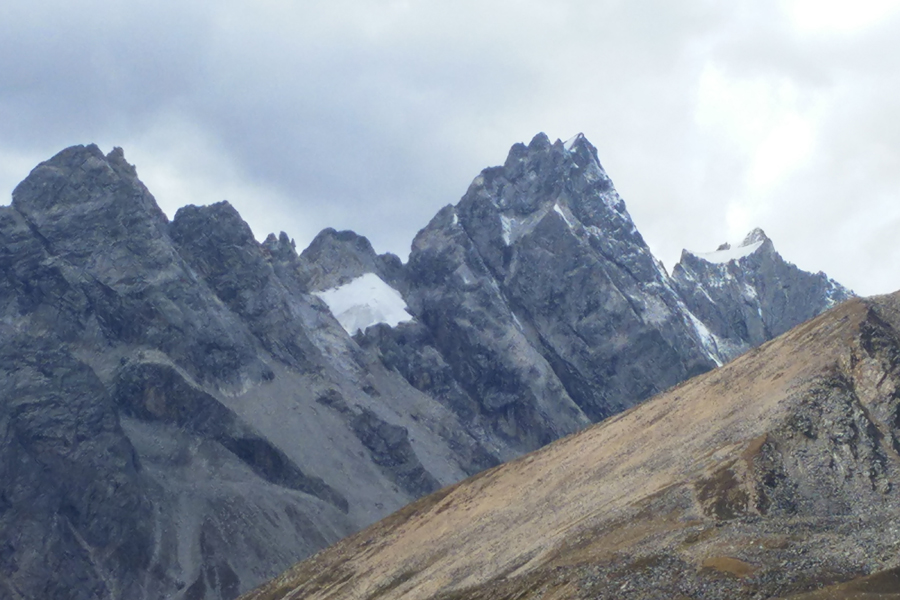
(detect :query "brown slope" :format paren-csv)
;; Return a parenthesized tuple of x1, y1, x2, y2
(241, 293, 900, 600)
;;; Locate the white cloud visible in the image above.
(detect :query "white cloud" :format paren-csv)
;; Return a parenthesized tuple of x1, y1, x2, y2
(695, 64, 818, 191)
(748, 112, 815, 191)
(783, 0, 900, 34)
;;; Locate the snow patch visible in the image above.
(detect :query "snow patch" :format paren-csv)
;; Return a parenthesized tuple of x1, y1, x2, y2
(592, 188, 622, 211)
(742, 282, 758, 300)
(314, 273, 413, 335)
(686, 311, 723, 367)
(553, 203, 576, 230)
(692, 240, 764, 264)
(498, 205, 553, 246)
(823, 281, 848, 308)
(500, 214, 512, 245)
(641, 296, 671, 326)
(456, 264, 477, 286)
(564, 133, 583, 151)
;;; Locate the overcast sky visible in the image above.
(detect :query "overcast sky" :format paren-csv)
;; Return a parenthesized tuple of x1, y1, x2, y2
(2, 0, 899, 295)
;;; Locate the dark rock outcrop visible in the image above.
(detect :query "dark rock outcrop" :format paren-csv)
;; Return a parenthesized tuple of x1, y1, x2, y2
(349, 408, 442, 498)
(0, 330, 154, 600)
(113, 359, 349, 513)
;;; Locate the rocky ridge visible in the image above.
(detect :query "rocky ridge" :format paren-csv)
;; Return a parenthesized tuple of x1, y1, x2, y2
(0, 145, 495, 600)
(0, 136, 852, 600)
(332, 134, 852, 455)
(673, 227, 853, 362)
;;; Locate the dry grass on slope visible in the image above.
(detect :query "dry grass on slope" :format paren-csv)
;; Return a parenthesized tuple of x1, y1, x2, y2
(242, 295, 900, 600)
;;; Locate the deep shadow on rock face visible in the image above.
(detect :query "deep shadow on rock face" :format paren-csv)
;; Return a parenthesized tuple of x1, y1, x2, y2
(0, 329, 155, 600)
(349, 408, 442, 498)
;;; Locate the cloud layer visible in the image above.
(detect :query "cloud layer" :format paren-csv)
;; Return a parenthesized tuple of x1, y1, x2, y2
(2, 0, 899, 294)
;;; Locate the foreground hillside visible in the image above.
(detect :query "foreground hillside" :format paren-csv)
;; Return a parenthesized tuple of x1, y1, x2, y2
(242, 293, 900, 600)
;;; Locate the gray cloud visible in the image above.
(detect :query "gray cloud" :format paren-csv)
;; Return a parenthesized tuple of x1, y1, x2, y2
(1, 0, 898, 294)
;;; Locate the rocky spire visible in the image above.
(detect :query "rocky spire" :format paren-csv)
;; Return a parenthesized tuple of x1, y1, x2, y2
(673, 228, 853, 362)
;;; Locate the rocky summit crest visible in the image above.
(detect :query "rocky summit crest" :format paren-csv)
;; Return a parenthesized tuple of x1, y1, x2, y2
(742, 226, 769, 246)
(674, 227, 853, 362)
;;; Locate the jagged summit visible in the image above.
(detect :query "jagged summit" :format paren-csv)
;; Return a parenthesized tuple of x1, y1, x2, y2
(742, 226, 769, 245)
(673, 227, 853, 362)
(403, 132, 716, 429)
(482, 131, 621, 229)
(299, 227, 405, 293)
(684, 227, 774, 265)
(563, 132, 585, 150)
(12, 144, 169, 230)
(262, 231, 298, 262)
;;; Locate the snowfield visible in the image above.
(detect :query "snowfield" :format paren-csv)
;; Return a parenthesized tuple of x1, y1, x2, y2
(314, 273, 414, 335)
(691, 240, 764, 264)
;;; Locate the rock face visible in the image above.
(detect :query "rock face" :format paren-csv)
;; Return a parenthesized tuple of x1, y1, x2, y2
(0, 137, 853, 600)
(300, 228, 406, 293)
(672, 227, 854, 362)
(339, 135, 852, 456)
(402, 134, 715, 427)
(240, 293, 900, 600)
(0, 331, 153, 600)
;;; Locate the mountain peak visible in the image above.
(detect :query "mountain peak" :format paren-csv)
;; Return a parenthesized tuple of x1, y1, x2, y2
(673, 226, 853, 362)
(741, 227, 769, 246)
(686, 227, 771, 265)
(528, 131, 552, 150)
(300, 227, 405, 292)
(262, 231, 297, 261)
(563, 132, 586, 151)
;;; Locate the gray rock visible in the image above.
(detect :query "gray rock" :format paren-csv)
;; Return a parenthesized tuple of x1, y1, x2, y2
(0, 145, 500, 599)
(0, 329, 154, 600)
(349, 408, 442, 498)
(10, 144, 272, 389)
(300, 227, 405, 293)
(672, 227, 854, 362)
(168, 201, 322, 373)
(392, 133, 715, 454)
